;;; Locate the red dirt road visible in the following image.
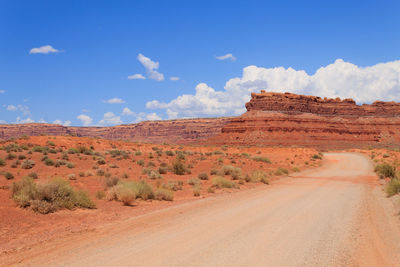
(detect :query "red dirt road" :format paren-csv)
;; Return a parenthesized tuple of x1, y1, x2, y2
(4, 153, 400, 266)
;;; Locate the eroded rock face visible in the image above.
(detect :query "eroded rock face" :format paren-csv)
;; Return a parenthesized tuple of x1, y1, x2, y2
(0, 118, 233, 144)
(208, 91, 400, 148)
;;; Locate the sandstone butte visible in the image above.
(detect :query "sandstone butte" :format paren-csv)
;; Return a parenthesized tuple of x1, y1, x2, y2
(1, 91, 400, 148)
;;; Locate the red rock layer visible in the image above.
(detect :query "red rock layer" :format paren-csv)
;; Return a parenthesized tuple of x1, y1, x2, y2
(208, 91, 400, 148)
(0, 118, 233, 144)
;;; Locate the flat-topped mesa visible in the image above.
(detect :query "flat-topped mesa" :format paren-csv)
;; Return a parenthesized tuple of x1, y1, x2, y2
(246, 91, 400, 117)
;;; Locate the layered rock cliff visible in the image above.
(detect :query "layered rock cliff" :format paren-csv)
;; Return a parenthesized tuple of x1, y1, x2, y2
(208, 91, 400, 148)
(0, 118, 233, 144)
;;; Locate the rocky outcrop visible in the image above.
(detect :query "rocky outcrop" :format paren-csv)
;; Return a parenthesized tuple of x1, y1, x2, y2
(208, 91, 400, 148)
(0, 118, 233, 144)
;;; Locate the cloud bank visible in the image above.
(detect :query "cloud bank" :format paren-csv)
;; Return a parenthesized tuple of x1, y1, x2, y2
(147, 59, 400, 118)
(29, 45, 60, 54)
(216, 53, 236, 61)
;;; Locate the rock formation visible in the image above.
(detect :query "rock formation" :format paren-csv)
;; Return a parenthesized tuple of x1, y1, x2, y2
(208, 91, 400, 148)
(0, 118, 233, 144)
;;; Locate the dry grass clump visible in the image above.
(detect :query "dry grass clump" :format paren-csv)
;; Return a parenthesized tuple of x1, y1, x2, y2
(11, 177, 95, 214)
(222, 165, 242, 180)
(193, 184, 201, 196)
(198, 172, 209, 180)
(163, 180, 183, 191)
(188, 177, 201, 186)
(386, 178, 400, 197)
(246, 170, 269, 184)
(375, 163, 396, 179)
(154, 188, 174, 201)
(252, 156, 271, 163)
(211, 176, 237, 189)
(21, 159, 35, 169)
(274, 167, 289, 176)
(106, 180, 155, 204)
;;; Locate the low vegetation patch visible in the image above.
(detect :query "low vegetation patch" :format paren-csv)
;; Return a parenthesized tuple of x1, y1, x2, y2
(11, 177, 95, 214)
(386, 178, 400, 197)
(252, 156, 271, 163)
(211, 176, 237, 189)
(375, 163, 396, 179)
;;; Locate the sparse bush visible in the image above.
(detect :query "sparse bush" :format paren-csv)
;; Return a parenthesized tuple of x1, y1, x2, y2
(137, 159, 145, 166)
(158, 166, 168, 174)
(386, 179, 400, 197)
(4, 172, 14, 180)
(274, 167, 289, 176)
(67, 174, 76, 180)
(0, 158, 5, 167)
(66, 162, 75, 169)
(44, 158, 54, 166)
(193, 185, 201, 196)
(212, 176, 236, 189)
(104, 176, 120, 188)
(210, 169, 218, 175)
(109, 163, 119, 168)
(135, 151, 142, 156)
(96, 191, 105, 199)
(154, 188, 174, 201)
(11, 177, 95, 214)
(172, 160, 187, 175)
(198, 173, 209, 180)
(292, 167, 300, 172)
(247, 170, 269, 184)
(148, 169, 162, 179)
(375, 163, 396, 179)
(79, 172, 85, 177)
(28, 172, 38, 179)
(222, 165, 242, 180)
(165, 150, 174, 156)
(21, 159, 35, 169)
(252, 156, 271, 164)
(96, 169, 105, 176)
(188, 178, 201, 186)
(163, 180, 183, 191)
(6, 153, 16, 160)
(311, 154, 322, 160)
(383, 153, 390, 158)
(18, 154, 26, 160)
(97, 158, 106, 165)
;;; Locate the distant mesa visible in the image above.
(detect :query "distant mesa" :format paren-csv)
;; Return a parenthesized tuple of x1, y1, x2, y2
(2, 91, 400, 148)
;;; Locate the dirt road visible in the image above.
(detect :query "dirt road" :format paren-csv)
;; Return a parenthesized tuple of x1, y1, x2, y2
(5, 153, 400, 266)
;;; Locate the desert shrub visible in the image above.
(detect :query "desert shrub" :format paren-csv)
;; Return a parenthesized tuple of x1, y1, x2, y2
(46, 141, 55, 146)
(383, 153, 390, 158)
(0, 158, 5, 166)
(96, 191, 105, 199)
(137, 159, 145, 166)
(135, 151, 142, 156)
(311, 154, 322, 160)
(193, 184, 201, 196)
(158, 166, 168, 174)
(104, 176, 120, 188)
(247, 170, 269, 184)
(213, 150, 224, 155)
(210, 169, 218, 175)
(207, 187, 215, 193)
(79, 172, 85, 177)
(165, 150, 174, 156)
(375, 163, 396, 179)
(163, 180, 183, 191)
(147, 161, 155, 167)
(274, 168, 289, 176)
(292, 166, 300, 172)
(109, 163, 119, 168)
(147, 169, 162, 179)
(4, 172, 14, 180)
(188, 178, 201, 186)
(18, 154, 26, 160)
(44, 158, 54, 166)
(97, 158, 106, 165)
(386, 179, 400, 197)
(96, 169, 105, 176)
(198, 172, 209, 180)
(21, 159, 35, 169)
(105, 172, 111, 178)
(211, 176, 236, 189)
(28, 172, 38, 179)
(68, 148, 79, 154)
(252, 156, 271, 164)
(154, 188, 174, 201)
(6, 153, 16, 160)
(32, 146, 46, 153)
(62, 153, 69, 160)
(67, 174, 76, 180)
(11, 177, 95, 213)
(222, 165, 242, 180)
(122, 172, 129, 179)
(171, 160, 187, 175)
(66, 162, 75, 169)
(11, 161, 18, 168)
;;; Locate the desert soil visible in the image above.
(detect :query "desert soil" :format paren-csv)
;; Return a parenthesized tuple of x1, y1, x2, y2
(3, 153, 400, 266)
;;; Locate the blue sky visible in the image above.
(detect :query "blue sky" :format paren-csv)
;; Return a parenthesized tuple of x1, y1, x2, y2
(1, 0, 400, 126)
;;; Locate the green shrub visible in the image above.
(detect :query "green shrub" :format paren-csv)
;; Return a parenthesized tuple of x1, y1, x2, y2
(383, 153, 390, 158)
(6, 153, 16, 160)
(212, 176, 236, 189)
(21, 159, 35, 169)
(137, 159, 145, 166)
(4, 172, 14, 180)
(96, 169, 105, 176)
(311, 154, 322, 160)
(172, 160, 187, 175)
(11, 177, 95, 214)
(18, 154, 26, 160)
(375, 163, 396, 179)
(222, 165, 242, 179)
(252, 156, 271, 163)
(165, 150, 174, 156)
(0, 158, 5, 166)
(154, 188, 174, 201)
(97, 158, 106, 165)
(67, 162, 75, 169)
(158, 166, 168, 174)
(44, 158, 54, 166)
(386, 179, 400, 197)
(135, 151, 142, 156)
(32, 146, 46, 153)
(198, 172, 209, 180)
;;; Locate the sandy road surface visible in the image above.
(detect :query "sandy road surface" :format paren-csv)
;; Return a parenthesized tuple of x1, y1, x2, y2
(4, 153, 400, 266)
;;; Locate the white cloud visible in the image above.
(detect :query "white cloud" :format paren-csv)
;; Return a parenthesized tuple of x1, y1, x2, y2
(29, 45, 60, 54)
(16, 117, 34, 124)
(38, 118, 47, 123)
(146, 113, 162, 121)
(0, 90, 5, 94)
(53, 119, 71, 126)
(122, 107, 135, 116)
(128, 74, 146, 80)
(6, 105, 17, 111)
(170, 76, 180, 81)
(137, 53, 164, 81)
(98, 112, 123, 126)
(6, 104, 30, 115)
(146, 59, 400, 118)
(103, 97, 125, 104)
(0, 120, 6, 124)
(216, 53, 236, 61)
(77, 114, 93, 126)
